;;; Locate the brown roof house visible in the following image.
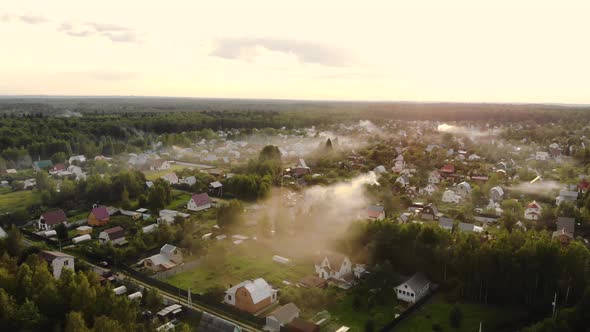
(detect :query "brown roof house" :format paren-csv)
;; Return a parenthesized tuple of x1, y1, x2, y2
(285, 318, 320, 332)
(88, 206, 110, 226)
(39, 250, 74, 279)
(188, 193, 212, 212)
(98, 226, 126, 245)
(38, 209, 68, 230)
(143, 244, 183, 272)
(223, 278, 278, 314)
(314, 253, 353, 283)
(265, 303, 300, 332)
(553, 217, 575, 245)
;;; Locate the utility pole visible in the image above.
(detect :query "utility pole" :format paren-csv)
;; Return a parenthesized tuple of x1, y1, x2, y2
(187, 288, 192, 306)
(552, 292, 558, 318)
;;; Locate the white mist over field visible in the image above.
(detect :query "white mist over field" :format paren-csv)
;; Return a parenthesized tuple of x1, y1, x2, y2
(509, 180, 562, 196)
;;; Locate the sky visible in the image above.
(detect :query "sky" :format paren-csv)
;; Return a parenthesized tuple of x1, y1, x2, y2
(1, 0, 590, 103)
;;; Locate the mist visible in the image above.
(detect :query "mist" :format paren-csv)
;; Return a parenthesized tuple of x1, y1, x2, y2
(508, 180, 562, 197)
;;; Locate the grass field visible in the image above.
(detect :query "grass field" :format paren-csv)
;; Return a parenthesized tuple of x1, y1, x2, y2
(394, 293, 529, 332)
(0, 189, 41, 214)
(326, 293, 398, 331)
(144, 165, 188, 181)
(166, 240, 311, 294)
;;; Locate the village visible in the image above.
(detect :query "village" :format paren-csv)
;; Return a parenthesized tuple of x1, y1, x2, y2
(1, 116, 590, 332)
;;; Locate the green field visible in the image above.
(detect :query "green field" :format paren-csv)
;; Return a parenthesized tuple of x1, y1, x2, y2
(326, 293, 398, 331)
(0, 189, 41, 214)
(394, 293, 529, 332)
(167, 241, 311, 294)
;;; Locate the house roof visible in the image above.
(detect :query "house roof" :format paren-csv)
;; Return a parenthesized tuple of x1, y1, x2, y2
(439, 217, 454, 229)
(102, 226, 125, 240)
(39, 250, 73, 262)
(53, 163, 66, 171)
(557, 217, 575, 235)
(268, 303, 300, 324)
(41, 209, 67, 225)
(552, 229, 574, 240)
(244, 278, 274, 304)
(491, 186, 504, 196)
(578, 179, 590, 190)
(296, 159, 309, 169)
(34, 160, 53, 168)
(210, 181, 223, 188)
(440, 164, 455, 173)
(315, 253, 348, 272)
(458, 181, 471, 189)
(91, 206, 110, 220)
(423, 203, 438, 215)
(197, 312, 241, 332)
(401, 272, 430, 292)
(191, 193, 211, 207)
(146, 253, 175, 269)
(367, 205, 384, 218)
(527, 201, 541, 209)
(458, 222, 476, 232)
(161, 244, 177, 255)
(559, 190, 578, 198)
(286, 318, 319, 332)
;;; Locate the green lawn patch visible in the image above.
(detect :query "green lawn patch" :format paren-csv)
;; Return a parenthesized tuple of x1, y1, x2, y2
(394, 293, 529, 332)
(0, 190, 41, 214)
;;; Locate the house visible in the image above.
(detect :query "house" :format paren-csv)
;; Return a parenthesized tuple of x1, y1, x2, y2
(197, 312, 242, 332)
(68, 155, 86, 164)
(549, 143, 562, 157)
(50, 163, 66, 175)
(578, 178, 590, 194)
(524, 201, 543, 221)
(161, 173, 179, 185)
(421, 203, 439, 220)
(265, 303, 300, 332)
(442, 189, 461, 203)
(556, 190, 578, 205)
(398, 212, 413, 223)
(38, 209, 67, 230)
(440, 164, 455, 176)
(285, 318, 320, 332)
(486, 199, 503, 216)
(88, 206, 110, 226)
(421, 183, 438, 196)
(76, 226, 92, 235)
(180, 176, 197, 186)
(458, 222, 484, 233)
(428, 171, 442, 184)
(33, 160, 53, 171)
(536, 151, 550, 161)
(395, 174, 410, 188)
(392, 155, 406, 173)
(439, 217, 454, 231)
(98, 226, 126, 245)
(366, 205, 385, 220)
(223, 278, 278, 314)
(187, 193, 212, 212)
(151, 159, 171, 171)
(490, 186, 504, 202)
(158, 209, 190, 224)
(293, 159, 311, 177)
(555, 217, 575, 239)
(456, 181, 472, 197)
(209, 181, 223, 197)
(144, 244, 183, 272)
(468, 154, 481, 161)
(395, 273, 431, 304)
(6, 169, 17, 174)
(314, 253, 353, 282)
(38, 250, 74, 279)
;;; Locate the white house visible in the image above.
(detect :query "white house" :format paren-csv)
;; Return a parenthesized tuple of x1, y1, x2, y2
(143, 244, 183, 272)
(223, 278, 278, 313)
(486, 199, 503, 216)
(158, 209, 190, 224)
(98, 226, 126, 245)
(180, 176, 197, 186)
(314, 253, 353, 282)
(442, 189, 462, 203)
(68, 155, 86, 164)
(395, 174, 410, 188)
(456, 181, 472, 197)
(395, 273, 431, 304)
(392, 155, 406, 173)
(161, 173, 179, 185)
(490, 186, 504, 202)
(428, 171, 442, 184)
(524, 201, 543, 221)
(39, 250, 74, 279)
(265, 303, 300, 332)
(187, 193, 211, 212)
(421, 184, 438, 196)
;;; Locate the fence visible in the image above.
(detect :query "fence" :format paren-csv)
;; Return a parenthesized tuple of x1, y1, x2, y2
(117, 263, 265, 328)
(379, 284, 439, 332)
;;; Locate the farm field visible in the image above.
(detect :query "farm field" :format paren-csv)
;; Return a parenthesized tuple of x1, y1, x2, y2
(0, 189, 41, 214)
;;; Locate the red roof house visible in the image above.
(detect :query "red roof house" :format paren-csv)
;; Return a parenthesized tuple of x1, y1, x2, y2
(88, 206, 110, 226)
(38, 210, 67, 230)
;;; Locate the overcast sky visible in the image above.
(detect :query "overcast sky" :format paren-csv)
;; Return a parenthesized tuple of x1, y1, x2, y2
(1, 0, 589, 103)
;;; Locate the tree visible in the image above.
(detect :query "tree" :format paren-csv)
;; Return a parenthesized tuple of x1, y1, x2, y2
(142, 288, 163, 313)
(259, 145, 281, 162)
(449, 304, 463, 328)
(91, 316, 124, 332)
(121, 186, 130, 209)
(364, 319, 375, 332)
(325, 138, 333, 151)
(217, 200, 243, 229)
(65, 311, 89, 332)
(5, 225, 23, 258)
(55, 223, 68, 241)
(51, 152, 68, 165)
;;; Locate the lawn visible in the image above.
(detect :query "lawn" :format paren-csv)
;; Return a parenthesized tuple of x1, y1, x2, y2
(166, 240, 311, 294)
(0, 189, 41, 214)
(144, 165, 188, 181)
(167, 190, 193, 211)
(326, 292, 399, 331)
(394, 293, 529, 332)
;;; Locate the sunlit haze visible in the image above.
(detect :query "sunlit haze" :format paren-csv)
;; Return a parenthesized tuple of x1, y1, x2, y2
(2, 0, 590, 103)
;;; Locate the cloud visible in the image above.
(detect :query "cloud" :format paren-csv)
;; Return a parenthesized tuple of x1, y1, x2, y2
(210, 37, 351, 67)
(1, 13, 49, 24)
(58, 21, 142, 43)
